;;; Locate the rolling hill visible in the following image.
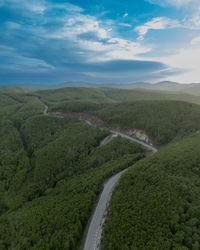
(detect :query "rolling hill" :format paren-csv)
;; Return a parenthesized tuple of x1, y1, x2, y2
(2, 81, 200, 97)
(35, 86, 200, 105)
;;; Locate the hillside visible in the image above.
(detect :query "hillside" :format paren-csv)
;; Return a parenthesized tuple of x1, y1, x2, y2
(2, 81, 200, 98)
(36, 87, 113, 103)
(2, 84, 200, 105)
(50, 100, 200, 146)
(0, 92, 145, 249)
(36, 87, 200, 105)
(0, 85, 29, 93)
(143, 82, 200, 96)
(1, 89, 200, 249)
(103, 135, 200, 250)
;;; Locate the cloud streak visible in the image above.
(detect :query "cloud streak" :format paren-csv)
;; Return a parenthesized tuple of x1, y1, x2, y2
(135, 17, 181, 40)
(147, 0, 195, 7)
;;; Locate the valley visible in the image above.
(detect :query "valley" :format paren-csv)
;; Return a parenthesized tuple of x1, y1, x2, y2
(0, 86, 200, 250)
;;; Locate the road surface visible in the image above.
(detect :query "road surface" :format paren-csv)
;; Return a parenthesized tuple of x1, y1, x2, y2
(84, 169, 128, 250)
(110, 130, 158, 153)
(43, 104, 48, 116)
(42, 104, 158, 250)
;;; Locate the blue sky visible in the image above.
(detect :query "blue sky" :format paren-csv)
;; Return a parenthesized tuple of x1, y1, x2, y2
(1, 0, 200, 84)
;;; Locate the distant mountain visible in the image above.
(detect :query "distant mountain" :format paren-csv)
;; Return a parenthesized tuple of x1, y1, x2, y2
(0, 85, 29, 92)
(0, 82, 99, 91)
(0, 81, 145, 92)
(144, 81, 200, 96)
(156, 81, 180, 85)
(1, 81, 200, 96)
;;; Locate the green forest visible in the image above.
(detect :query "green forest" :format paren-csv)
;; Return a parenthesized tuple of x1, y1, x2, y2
(102, 135, 200, 250)
(0, 91, 145, 249)
(1, 86, 200, 249)
(35, 86, 200, 105)
(50, 99, 200, 146)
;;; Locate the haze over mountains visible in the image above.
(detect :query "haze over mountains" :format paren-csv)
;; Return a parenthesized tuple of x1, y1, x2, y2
(1, 81, 200, 94)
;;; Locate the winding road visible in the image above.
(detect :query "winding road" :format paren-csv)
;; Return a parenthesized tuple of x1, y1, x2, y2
(84, 133, 157, 250)
(43, 104, 48, 116)
(43, 104, 158, 250)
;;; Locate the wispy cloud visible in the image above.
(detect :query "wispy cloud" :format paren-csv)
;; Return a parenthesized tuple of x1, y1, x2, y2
(135, 17, 181, 40)
(191, 36, 200, 45)
(147, 0, 195, 7)
(119, 23, 132, 28)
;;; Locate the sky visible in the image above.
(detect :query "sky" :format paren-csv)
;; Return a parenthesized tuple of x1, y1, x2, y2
(1, 0, 200, 84)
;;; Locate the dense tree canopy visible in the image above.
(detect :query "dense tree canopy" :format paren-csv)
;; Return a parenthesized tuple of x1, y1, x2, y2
(0, 92, 145, 249)
(103, 135, 200, 250)
(50, 100, 200, 146)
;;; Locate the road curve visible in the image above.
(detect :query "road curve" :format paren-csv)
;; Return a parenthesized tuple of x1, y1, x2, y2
(42, 104, 158, 250)
(110, 130, 158, 153)
(43, 104, 48, 116)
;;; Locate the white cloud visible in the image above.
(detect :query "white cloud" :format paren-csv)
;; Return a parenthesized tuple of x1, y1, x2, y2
(77, 37, 151, 62)
(147, 0, 195, 7)
(123, 12, 128, 17)
(105, 39, 151, 61)
(135, 17, 181, 40)
(0, 0, 84, 14)
(119, 23, 132, 27)
(1, 0, 47, 14)
(53, 3, 84, 13)
(183, 7, 200, 30)
(147, 1, 200, 30)
(158, 46, 200, 83)
(44, 11, 151, 62)
(48, 15, 110, 40)
(191, 36, 200, 45)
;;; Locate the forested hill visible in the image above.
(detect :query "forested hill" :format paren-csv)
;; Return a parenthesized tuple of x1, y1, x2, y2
(36, 86, 200, 105)
(50, 100, 200, 146)
(103, 134, 200, 250)
(0, 92, 145, 249)
(1, 88, 200, 249)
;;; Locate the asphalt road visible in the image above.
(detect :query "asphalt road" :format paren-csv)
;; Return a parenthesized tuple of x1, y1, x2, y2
(43, 104, 48, 115)
(84, 169, 127, 250)
(110, 130, 158, 153)
(43, 105, 158, 250)
(83, 136, 157, 250)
